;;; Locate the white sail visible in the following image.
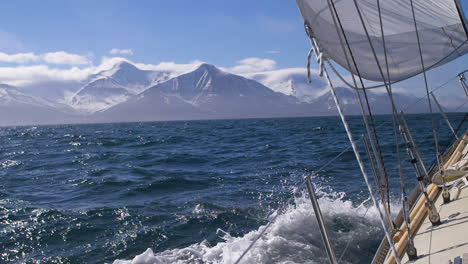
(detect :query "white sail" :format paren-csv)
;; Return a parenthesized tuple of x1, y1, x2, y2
(296, 0, 468, 83)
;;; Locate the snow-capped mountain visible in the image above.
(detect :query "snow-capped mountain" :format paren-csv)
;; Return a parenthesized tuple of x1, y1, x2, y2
(87, 61, 171, 91)
(69, 61, 172, 113)
(244, 68, 328, 103)
(0, 84, 77, 126)
(0, 60, 458, 126)
(92, 64, 316, 122)
(245, 68, 431, 114)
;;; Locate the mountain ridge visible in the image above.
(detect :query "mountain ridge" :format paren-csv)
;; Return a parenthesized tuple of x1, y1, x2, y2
(91, 63, 317, 122)
(68, 61, 172, 113)
(0, 61, 459, 126)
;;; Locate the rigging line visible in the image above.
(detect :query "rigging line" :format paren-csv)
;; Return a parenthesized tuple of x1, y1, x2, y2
(233, 142, 353, 264)
(326, 0, 391, 219)
(460, 72, 468, 97)
(352, 0, 413, 228)
(455, 100, 468, 112)
(454, 0, 468, 39)
(400, 76, 458, 111)
(233, 77, 462, 264)
(320, 8, 390, 190)
(351, 0, 454, 193)
(326, 40, 468, 91)
(323, 61, 455, 137)
(351, 0, 403, 118)
(377, 0, 391, 93)
(309, 33, 401, 261)
(427, 101, 467, 185)
(409, 0, 444, 183)
(352, 2, 447, 236)
(364, 132, 387, 201)
(377, 0, 393, 214)
(318, 46, 401, 263)
(442, 103, 468, 152)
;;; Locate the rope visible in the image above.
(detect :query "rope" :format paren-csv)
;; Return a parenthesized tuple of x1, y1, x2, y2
(459, 72, 468, 97)
(352, 0, 407, 231)
(325, 0, 392, 226)
(442, 102, 468, 152)
(314, 35, 401, 263)
(409, 0, 445, 187)
(377, 0, 393, 214)
(233, 74, 458, 264)
(307, 48, 314, 83)
(233, 145, 352, 264)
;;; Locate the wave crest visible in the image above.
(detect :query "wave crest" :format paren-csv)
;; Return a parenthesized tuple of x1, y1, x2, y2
(113, 188, 386, 264)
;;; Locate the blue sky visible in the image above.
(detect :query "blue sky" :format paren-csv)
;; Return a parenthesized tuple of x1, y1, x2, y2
(0, 1, 308, 68)
(0, 0, 467, 104)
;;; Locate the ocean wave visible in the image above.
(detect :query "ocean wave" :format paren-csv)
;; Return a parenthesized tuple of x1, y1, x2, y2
(1, 160, 21, 168)
(112, 189, 386, 264)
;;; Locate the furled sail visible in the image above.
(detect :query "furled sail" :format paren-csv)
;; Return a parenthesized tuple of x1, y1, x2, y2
(296, 0, 468, 83)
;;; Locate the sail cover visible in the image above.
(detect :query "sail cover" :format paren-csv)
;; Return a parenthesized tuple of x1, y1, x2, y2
(296, 0, 468, 83)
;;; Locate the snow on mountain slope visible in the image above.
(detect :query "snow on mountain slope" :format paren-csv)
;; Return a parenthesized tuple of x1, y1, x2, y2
(0, 84, 78, 126)
(244, 68, 328, 103)
(69, 78, 133, 113)
(88, 61, 171, 92)
(69, 61, 172, 113)
(93, 64, 317, 122)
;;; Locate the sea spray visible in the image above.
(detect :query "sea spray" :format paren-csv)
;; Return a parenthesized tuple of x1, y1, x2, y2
(112, 188, 386, 264)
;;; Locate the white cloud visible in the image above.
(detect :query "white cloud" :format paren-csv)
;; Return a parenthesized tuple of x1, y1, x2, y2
(109, 48, 134, 56)
(371, 86, 414, 96)
(95, 57, 203, 75)
(42, 51, 91, 65)
(0, 51, 90, 65)
(135, 60, 204, 74)
(229, 57, 277, 74)
(243, 67, 328, 100)
(0, 65, 92, 86)
(0, 55, 204, 87)
(268, 50, 280, 54)
(0, 52, 39, 64)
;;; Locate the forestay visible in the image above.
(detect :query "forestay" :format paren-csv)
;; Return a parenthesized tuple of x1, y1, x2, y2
(296, 0, 468, 83)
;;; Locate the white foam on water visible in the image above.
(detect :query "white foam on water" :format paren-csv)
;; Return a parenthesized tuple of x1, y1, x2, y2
(112, 187, 390, 264)
(1, 160, 20, 168)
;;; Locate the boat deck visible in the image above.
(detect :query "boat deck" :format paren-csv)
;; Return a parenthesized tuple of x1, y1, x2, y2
(398, 133, 468, 264)
(401, 182, 468, 264)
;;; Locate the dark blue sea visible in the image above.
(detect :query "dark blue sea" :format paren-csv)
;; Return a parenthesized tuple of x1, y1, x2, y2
(1, 114, 466, 264)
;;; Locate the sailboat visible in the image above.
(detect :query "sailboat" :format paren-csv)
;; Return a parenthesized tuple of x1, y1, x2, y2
(235, 0, 468, 264)
(233, 1, 468, 264)
(293, 0, 468, 263)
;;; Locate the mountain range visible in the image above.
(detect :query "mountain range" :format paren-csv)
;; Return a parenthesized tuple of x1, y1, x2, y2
(68, 62, 172, 113)
(0, 61, 453, 126)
